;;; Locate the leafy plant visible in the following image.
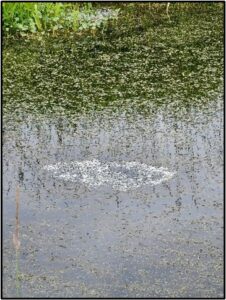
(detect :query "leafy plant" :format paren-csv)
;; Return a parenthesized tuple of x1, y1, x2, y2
(2, 2, 120, 36)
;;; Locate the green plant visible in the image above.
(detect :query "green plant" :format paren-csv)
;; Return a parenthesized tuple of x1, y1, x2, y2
(3, 3, 82, 34)
(2, 2, 119, 36)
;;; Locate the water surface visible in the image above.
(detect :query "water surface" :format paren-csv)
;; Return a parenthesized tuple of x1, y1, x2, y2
(3, 4, 224, 298)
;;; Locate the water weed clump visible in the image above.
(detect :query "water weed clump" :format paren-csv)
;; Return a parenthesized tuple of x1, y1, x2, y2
(2, 2, 119, 36)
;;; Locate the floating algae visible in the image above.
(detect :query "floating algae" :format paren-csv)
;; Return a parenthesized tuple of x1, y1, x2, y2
(43, 159, 175, 192)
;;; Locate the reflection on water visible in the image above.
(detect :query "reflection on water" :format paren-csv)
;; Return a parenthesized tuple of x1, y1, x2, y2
(3, 4, 224, 298)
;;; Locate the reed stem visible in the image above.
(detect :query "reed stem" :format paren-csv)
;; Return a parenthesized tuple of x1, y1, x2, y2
(13, 185, 21, 297)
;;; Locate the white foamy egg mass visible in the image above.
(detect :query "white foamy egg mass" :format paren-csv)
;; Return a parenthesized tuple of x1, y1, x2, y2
(43, 159, 175, 191)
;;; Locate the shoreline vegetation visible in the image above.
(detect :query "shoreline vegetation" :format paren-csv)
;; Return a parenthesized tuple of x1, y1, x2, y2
(2, 2, 119, 36)
(3, 2, 223, 37)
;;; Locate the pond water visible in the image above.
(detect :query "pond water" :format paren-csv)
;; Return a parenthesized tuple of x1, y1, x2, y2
(3, 4, 224, 298)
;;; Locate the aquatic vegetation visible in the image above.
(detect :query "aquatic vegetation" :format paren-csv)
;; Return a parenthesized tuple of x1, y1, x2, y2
(2, 3, 223, 121)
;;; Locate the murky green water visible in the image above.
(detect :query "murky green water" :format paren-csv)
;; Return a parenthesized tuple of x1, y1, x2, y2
(3, 4, 224, 298)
